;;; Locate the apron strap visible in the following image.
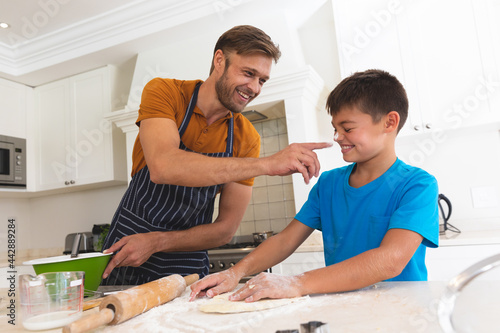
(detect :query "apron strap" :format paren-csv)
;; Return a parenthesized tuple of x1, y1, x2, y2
(178, 82, 201, 138)
(178, 81, 234, 156)
(226, 116, 234, 156)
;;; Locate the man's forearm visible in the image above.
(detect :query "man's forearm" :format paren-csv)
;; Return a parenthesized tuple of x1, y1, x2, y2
(148, 142, 331, 187)
(149, 148, 266, 187)
(154, 222, 237, 253)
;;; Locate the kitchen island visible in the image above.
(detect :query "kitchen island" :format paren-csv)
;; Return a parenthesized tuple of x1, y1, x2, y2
(1, 280, 498, 332)
(2, 227, 500, 332)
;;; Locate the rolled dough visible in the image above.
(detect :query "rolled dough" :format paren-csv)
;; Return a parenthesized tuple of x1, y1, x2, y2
(198, 293, 305, 314)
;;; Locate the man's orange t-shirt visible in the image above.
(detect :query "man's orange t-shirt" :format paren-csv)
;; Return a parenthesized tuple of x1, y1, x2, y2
(131, 78, 261, 186)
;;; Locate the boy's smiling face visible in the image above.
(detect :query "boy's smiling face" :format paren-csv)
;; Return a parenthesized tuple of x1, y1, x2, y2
(331, 106, 389, 163)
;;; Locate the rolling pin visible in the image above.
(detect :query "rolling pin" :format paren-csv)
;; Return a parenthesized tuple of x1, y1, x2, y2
(63, 273, 199, 333)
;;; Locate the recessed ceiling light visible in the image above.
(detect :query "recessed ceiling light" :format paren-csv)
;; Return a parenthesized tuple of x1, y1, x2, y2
(0, 22, 10, 29)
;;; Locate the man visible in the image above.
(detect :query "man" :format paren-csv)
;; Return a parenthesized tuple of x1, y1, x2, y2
(101, 25, 330, 285)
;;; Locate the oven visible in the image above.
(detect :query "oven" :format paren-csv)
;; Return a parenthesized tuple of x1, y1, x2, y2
(207, 235, 271, 279)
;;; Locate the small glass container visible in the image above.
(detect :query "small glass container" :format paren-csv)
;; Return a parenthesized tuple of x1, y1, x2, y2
(20, 271, 84, 331)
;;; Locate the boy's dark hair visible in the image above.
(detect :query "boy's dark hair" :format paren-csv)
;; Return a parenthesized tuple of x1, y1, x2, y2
(209, 25, 281, 74)
(326, 69, 408, 132)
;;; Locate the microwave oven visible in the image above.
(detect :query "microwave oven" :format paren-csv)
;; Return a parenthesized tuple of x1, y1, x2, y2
(0, 135, 26, 187)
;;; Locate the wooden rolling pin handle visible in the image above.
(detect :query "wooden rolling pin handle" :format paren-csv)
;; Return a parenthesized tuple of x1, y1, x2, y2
(62, 308, 114, 333)
(184, 273, 199, 286)
(63, 273, 199, 333)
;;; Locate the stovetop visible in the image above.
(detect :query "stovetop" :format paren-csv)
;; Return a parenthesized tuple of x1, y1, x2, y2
(207, 235, 257, 254)
(212, 241, 256, 249)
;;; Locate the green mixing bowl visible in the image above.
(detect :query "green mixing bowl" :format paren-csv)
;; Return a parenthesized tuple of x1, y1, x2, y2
(23, 252, 112, 291)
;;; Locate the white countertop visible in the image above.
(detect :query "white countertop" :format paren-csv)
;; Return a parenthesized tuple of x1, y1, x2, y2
(294, 227, 500, 253)
(439, 228, 500, 246)
(2, 281, 498, 332)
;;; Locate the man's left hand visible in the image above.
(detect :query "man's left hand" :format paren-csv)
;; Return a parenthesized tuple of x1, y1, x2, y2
(102, 232, 160, 279)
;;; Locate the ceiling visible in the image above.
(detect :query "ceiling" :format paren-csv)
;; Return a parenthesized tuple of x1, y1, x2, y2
(0, 0, 236, 86)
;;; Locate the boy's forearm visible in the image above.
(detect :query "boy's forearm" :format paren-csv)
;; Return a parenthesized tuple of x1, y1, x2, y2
(232, 231, 303, 278)
(232, 240, 286, 278)
(297, 248, 402, 295)
(297, 228, 423, 295)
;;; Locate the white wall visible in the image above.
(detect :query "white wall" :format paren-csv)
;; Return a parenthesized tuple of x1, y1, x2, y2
(0, 185, 126, 254)
(125, 0, 336, 110)
(0, 198, 31, 255)
(397, 129, 500, 230)
(27, 185, 127, 249)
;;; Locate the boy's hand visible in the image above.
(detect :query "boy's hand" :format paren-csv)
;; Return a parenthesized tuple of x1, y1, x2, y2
(229, 272, 302, 302)
(189, 269, 240, 301)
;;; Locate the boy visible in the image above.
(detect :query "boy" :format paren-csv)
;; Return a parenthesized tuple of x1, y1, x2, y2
(189, 69, 439, 302)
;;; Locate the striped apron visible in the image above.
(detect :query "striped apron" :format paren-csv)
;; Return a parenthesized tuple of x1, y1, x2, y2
(101, 83, 234, 285)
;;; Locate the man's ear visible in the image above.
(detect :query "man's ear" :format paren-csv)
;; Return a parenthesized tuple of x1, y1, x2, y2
(213, 49, 225, 74)
(384, 111, 400, 133)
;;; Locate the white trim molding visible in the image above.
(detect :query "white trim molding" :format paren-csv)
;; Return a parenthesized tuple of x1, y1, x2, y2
(0, 0, 251, 77)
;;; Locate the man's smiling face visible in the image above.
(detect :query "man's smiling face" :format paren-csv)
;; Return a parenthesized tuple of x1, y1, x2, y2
(215, 51, 272, 113)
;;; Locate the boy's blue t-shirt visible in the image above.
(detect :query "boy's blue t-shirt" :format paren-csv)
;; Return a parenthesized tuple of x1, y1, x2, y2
(295, 158, 439, 281)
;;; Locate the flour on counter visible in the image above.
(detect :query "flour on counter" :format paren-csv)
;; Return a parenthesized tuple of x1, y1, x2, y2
(198, 292, 307, 314)
(96, 289, 313, 333)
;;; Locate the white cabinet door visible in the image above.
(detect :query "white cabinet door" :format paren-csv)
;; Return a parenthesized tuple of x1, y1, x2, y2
(35, 80, 72, 189)
(272, 251, 325, 276)
(333, 0, 500, 137)
(70, 68, 115, 185)
(426, 244, 500, 281)
(0, 78, 29, 138)
(34, 67, 126, 192)
(397, 0, 500, 134)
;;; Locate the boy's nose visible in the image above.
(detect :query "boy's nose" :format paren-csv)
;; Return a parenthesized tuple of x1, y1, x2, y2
(334, 132, 341, 141)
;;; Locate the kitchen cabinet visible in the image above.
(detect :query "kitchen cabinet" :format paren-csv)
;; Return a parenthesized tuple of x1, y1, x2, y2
(272, 251, 324, 275)
(0, 78, 32, 139)
(33, 66, 127, 192)
(426, 243, 500, 281)
(332, 0, 500, 137)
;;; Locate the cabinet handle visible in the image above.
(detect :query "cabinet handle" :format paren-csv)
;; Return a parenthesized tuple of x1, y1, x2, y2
(425, 123, 432, 129)
(65, 180, 76, 185)
(413, 125, 421, 131)
(65, 181, 70, 186)
(70, 180, 75, 185)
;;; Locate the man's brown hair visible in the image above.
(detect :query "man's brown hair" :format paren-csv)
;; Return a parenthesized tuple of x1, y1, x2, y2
(209, 25, 281, 74)
(326, 69, 409, 132)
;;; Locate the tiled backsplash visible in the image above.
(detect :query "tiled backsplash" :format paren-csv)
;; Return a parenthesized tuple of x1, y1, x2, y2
(214, 116, 296, 236)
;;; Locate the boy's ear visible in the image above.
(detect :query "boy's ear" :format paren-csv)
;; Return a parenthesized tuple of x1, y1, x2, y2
(384, 111, 400, 133)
